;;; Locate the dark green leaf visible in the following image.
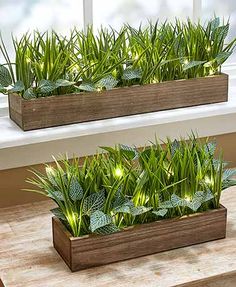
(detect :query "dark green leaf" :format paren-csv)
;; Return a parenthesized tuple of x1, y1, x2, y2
(0, 65, 12, 87)
(23, 88, 36, 99)
(97, 75, 118, 90)
(83, 190, 105, 215)
(90, 210, 112, 232)
(152, 209, 168, 217)
(122, 67, 142, 80)
(10, 80, 25, 93)
(69, 177, 83, 201)
(51, 208, 66, 220)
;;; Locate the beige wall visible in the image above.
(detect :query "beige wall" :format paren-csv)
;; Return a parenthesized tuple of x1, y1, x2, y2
(1, 132, 236, 208)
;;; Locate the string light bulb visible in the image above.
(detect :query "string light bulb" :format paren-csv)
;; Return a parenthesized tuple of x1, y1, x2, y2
(114, 166, 124, 178)
(184, 59, 189, 65)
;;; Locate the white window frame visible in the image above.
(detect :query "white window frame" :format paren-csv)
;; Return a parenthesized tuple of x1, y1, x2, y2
(82, 0, 202, 27)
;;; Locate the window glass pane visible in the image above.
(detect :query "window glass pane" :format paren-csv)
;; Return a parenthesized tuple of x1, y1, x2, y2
(203, 0, 236, 64)
(0, 0, 83, 59)
(93, 0, 193, 30)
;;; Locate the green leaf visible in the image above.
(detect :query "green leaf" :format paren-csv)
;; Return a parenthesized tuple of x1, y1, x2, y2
(223, 169, 236, 181)
(112, 186, 126, 209)
(79, 82, 96, 92)
(186, 198, 202, 212)
(95, 222, 120, 235)
(171, 194, 186, 207)
(152, 209, 168, 217)
(214, 24, 229, 41)
(45, 167, 57, 186)
(129, 205, 152, 216)
(122, 67, 142, 80)
(119, 144, 138, 160)
(171, 139, 180, 157)
(55, 79, 76, 88)
(97, 75, 118, 90)
(183, 61, 206, 71)
(38, 79, 56, 94)
(23, 87, 36, 99)
(215, 51, 232, 64)
(10, 80, 25, 93)
(210, 17, 220, 31)
(159, 200, 173, 209)
(0, 64, 12, 87)
(113, 200, 133, 214)
(69, 177, 83, 201)
(0, 84, 7, 94)
(47, 189, 64, 201)
(186, 190, 214, 211)
(113, 200, 152, 216)
(51, 208, 66, 220)
(90, 210, 113, 232)
(204, 141, 216, 156)
(83, 190, 105, 215)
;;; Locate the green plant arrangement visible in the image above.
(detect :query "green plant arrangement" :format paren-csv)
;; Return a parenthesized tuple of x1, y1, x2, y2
(26, 135, 236, 237)
(0, 17, 235, 99)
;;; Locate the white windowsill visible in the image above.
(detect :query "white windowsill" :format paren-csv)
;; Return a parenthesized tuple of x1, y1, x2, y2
(0, 72, 236, 170)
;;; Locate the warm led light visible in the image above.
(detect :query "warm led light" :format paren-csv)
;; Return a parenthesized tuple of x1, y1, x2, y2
(152, 78, 159, 84)
(67, 211, 77, 223)
(185, 196, 191, 202)
(184, 59, 189, 65)
(26, 57, 31, 64)
(209, 69, 214, 75)
(96, 87, 102, 92)
(207, 46, 211, 52)
(134, 54, 139, 60)
(204, 176, 214, 185)
(114, 166, 124, 178)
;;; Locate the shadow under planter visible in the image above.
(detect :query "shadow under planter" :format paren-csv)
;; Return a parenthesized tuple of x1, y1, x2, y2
(52, 205, 227, 272)
(9, 73, 228, 131)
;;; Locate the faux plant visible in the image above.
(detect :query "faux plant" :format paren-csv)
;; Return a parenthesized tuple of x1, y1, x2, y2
(0, 17, 235, 99)
(26, 135, 236, 237)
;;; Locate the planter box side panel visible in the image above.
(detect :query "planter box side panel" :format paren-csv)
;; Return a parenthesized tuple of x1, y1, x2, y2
(10, 74, 228, 131)
(52, 217, 71, 269)
(8, 94, 24, 129)
(53, 207, 227, 271)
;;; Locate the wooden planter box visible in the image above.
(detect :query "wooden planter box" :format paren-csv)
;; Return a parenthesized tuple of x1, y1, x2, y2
(52, 205, 227, 272)
(9, 74, 228, 131)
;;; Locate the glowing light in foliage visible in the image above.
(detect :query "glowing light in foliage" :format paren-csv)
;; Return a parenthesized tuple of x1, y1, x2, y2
(185, 196, 191, 202)
(184, 59, 189, 65)
(209, 69, 215, 75)
(204, 176, 214, 185)
(114, 166, 124, 178)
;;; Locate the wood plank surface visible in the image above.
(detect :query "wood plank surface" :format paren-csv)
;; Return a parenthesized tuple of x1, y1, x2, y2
(0, 188, 236, 287)
(175, 271, 236, 287)
(9, 74, 228, 131)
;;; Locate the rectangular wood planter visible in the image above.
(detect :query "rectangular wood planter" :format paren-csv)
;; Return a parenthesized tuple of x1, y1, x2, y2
(52, 205, 227, 272)
(9, 73, 228, 131)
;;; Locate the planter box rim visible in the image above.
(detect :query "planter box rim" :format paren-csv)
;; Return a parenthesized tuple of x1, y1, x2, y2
(54, 204, 226, 241)
(9, 73, 227, 102)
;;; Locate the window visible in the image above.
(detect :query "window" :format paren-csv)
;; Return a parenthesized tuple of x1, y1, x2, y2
(0, 0, 83, 60)
(93, 0, 192, 30)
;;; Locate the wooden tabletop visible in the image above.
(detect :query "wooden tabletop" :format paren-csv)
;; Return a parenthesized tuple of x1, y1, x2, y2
(1, 187, 236, 287)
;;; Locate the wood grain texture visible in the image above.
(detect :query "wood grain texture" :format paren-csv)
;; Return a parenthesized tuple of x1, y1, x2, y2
(53, 206, 227, 271)
(175, 271, 236, 287)
(0, 189, 236, 287)
(9, 74, 228, 131)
